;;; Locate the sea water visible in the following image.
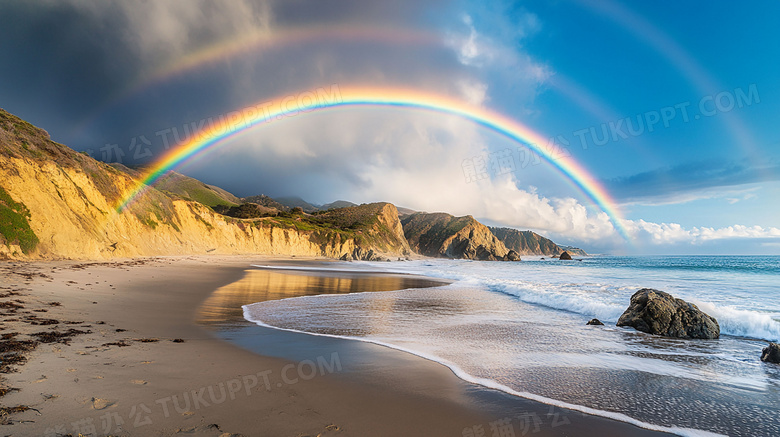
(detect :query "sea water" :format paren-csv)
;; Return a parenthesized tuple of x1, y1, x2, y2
(243, 256, 780, 436)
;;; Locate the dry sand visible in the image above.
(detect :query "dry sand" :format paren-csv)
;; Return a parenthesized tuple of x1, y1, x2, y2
(0, 256, 674, 436)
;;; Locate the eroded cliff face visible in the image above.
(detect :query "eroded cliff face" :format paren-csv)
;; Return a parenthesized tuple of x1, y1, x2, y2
(0, 109, 404, 260)
(489, 227, 562, 256)
(0, 154, 368, 259)
(368, 202, 412, 255)
(401, 213, 511, 261)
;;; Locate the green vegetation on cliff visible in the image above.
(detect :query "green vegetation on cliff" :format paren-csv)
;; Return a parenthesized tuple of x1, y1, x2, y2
(267, 202, 409, 253)
(154, 171, 239, 207)
(241, 194, 289, 212)
(0, 186, 39, 254)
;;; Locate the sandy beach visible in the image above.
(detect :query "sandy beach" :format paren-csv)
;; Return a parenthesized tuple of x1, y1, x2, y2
(0, 256, 675, 437)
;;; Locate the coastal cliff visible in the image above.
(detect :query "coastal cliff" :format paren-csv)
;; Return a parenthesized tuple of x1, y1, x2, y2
(0, 109, 407, 260)
(401, 212, 513, 260)
(489, 227, 589, 256)
(488, 227, 561, 255)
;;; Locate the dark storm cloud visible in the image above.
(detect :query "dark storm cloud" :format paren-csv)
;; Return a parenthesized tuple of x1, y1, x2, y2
(0, 0, 470, 171)
(0, 2, 135, 140)
(269, 0, 447, 27)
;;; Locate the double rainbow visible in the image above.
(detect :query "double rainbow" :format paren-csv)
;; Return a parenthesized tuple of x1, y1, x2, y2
(117, 86, 630, 240)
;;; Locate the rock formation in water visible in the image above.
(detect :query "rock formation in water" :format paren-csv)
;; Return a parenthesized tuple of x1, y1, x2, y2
(761, 343, 780, 364)
(617, 289, 720, 339)
(558, 245, 588, 256)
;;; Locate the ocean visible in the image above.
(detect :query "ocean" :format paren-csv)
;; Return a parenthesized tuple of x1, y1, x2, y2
(242, 256, 780, 436)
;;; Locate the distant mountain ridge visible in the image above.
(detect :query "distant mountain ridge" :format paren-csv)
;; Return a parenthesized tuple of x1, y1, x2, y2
(320, 200, 357, 210)
(272, 196, 320, 213)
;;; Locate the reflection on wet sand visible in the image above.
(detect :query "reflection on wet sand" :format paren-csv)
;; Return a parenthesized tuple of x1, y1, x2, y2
(196, 268, 448, 328)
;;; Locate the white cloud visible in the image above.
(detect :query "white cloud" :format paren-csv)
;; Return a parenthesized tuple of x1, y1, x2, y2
(456, 79, 489, 106)
(447, 11, 551, 87)
(625, 220, 780, 245)
(620, 185, 760, 206)
(456, 14, 481, 66)
(56, 0, 273, 61)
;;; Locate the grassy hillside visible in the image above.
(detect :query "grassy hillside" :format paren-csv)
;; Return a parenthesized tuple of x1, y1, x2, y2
(154, 171, 240, 207)
(299, 202, 410, 254)
(241, 194, 289, 211)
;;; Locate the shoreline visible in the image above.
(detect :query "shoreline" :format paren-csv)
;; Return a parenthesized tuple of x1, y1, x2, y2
(1, 255, 675, 436)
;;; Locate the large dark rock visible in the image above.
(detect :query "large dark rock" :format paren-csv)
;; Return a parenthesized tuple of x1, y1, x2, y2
(352, 247, 383, 261)
(559, 251, 572, 260)
(762, 343, 780, 364)
(617, 289, 720, 339)
(505, 250, 521, 261)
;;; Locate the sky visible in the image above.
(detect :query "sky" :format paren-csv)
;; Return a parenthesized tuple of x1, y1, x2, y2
(1, 0, 778, 255)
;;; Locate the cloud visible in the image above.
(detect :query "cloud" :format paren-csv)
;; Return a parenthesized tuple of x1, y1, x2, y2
(726, 192, 757, 204)
(47, 0, 273, 62)
(446, 9, 550, 84)
(606, 159, 780, 205)
(625, 220, 780, 245)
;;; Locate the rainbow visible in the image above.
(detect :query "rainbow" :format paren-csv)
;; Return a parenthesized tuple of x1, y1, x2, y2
(117, 86, 630, 240)
(143, 26, 438, 91)
(73, 26, 440, 135)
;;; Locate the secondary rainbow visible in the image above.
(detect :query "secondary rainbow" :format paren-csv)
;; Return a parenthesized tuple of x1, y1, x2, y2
(117, 86, 630, 240)
(72, 26, 440, 136)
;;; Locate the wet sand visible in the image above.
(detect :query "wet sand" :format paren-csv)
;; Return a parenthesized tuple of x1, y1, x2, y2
(0, 256, 675, 436)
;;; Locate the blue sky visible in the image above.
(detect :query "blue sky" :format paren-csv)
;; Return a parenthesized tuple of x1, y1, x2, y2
(0, 0, 778, 254)
(489, 1, 780, 242)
